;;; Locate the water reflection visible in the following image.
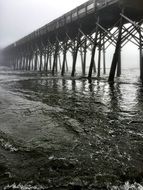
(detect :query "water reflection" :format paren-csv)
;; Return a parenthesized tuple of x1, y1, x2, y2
(108, 83, 122, 112)
(0, 70, 143, 189)
(135, 83, 143, 113)
(9, 77, 139, 114)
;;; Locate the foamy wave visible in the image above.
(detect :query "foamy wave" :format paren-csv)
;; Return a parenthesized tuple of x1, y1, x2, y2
(4, 182, 143, 190)
(0, 138, 18, 152)
(110, 181, 143, 190)
(4, 183, 45, 190)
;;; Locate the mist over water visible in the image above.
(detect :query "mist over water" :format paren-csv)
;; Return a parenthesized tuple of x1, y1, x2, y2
(0, 66, 143, 190)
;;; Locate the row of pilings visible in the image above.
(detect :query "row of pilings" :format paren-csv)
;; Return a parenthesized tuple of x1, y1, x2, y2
(4, 14, 143, 82)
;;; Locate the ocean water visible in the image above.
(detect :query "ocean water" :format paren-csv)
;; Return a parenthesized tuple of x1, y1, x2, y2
(0, 67, 143, 190)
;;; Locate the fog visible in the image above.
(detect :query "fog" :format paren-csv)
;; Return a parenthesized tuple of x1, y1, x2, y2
(0, 0, 140, 68)
(0, 0, 87, 48)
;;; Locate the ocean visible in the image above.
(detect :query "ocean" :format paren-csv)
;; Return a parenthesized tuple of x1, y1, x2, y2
(0, 66, 143, 190)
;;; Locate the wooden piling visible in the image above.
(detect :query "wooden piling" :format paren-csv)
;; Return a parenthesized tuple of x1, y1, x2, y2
(39, 52, 43, 72)
(71, 32, 80, 77)
(103, 38, 106, 74)
(139, 26, 143, 81)
(22, 57, 25, 70)
(43, 52, 47, 71)
(49, 52, 52, 71)
(88, 22, 99, 78)
(80, 47, 84, 75)
(117, 50, 121, 77)
(98, 31, 102, 77)
(61, 42, 67, 76)
(52, 41, 59, 75)
(45, 48, 49, 72)
(31, 57, 34, 70)
(26, 56, 29, 71)
(108, 17, 123, 82)
(34, 52, 38, 71)
(83, 39, 87, 75)
(58, 54, 62, 70)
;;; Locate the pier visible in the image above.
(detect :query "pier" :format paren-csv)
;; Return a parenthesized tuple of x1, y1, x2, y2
(2, 0, 143, 81)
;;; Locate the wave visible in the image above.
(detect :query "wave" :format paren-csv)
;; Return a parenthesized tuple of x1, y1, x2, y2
(110, 181, 143, 190)
(4, 181, 143, 190)
(0, 131, 19, 152)
(4, 183, 45, 190)
(0, 138, 18, 152)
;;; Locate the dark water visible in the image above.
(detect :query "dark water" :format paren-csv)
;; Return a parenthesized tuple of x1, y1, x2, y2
(0, 67, 143, 190)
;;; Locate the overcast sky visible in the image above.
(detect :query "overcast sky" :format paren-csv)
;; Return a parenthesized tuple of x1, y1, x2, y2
(0, 0, 87, 48)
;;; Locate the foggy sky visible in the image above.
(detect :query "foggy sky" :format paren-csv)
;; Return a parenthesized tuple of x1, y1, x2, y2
(0, 0, 87, 48)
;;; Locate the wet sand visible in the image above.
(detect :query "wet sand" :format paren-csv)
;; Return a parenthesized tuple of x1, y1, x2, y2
(0, 69, 143, 189)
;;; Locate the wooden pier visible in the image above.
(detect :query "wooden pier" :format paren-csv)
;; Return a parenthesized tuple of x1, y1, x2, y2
(2, 0, 143, 81)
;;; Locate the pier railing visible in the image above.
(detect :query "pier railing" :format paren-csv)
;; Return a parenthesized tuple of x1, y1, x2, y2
(7, 0, 119, 49)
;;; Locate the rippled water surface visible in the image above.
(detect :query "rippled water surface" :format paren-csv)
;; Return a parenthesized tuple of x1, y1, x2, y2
(0, 67, 143, 190)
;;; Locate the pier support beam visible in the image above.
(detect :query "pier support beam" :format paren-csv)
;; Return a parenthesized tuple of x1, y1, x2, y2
(16, 57, 19, 70)
(98, 31, 102, 77)
(139, 26, 143, 81)
(44, 51, 47, 71)
(49, 52, 52, 71)
(80, 47, 84, 75)
(88, 22, 99, 78)
(31, 57, 34, 71)
(22, 57, 26, 70)
(46, 51, 49, 72)
(45, 48, 49, 72)
(52, 41, 59, 75)
(117, 50, 121, 77)
(58, 54, 62, 70)
(28, 55, 32, 71)
(39, 52, 43, 72)
(61, 41, 67, 76)
(83, 39, 87, 76)
(71, 34, 80, 77)
(26, 56, 28, 70)
(103, 38, 106, 74)
(34, 52, 38, 71)
(108, 17, 123, 82)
